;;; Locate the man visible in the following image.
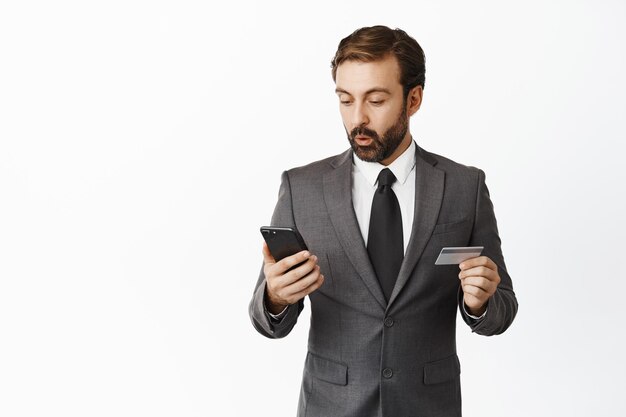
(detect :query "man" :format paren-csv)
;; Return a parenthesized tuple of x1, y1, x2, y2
(249, 25, 517, 417)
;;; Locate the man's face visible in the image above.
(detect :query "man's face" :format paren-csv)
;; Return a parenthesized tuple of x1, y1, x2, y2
(335, 55, 410, 164)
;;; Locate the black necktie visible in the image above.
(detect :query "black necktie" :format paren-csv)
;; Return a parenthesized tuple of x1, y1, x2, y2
(367, 168, 404, 302)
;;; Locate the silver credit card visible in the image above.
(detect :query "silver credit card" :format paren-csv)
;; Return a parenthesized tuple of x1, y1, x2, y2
(435, 246, 484, 265)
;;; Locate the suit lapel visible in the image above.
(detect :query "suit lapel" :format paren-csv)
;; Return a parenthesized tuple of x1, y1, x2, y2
(323, 150, 387, 311)
(387, 146, 444, 307)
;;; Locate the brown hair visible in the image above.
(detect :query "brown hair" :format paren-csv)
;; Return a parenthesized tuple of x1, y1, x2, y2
(331, 25, 426, 95)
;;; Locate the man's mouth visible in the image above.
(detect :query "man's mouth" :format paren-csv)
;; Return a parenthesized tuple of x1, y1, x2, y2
(354, 135, 373, 146)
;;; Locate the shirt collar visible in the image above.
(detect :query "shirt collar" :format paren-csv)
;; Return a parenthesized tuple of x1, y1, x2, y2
(353, 139, 417, 187)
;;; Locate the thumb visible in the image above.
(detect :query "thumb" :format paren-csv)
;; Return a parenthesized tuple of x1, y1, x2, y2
(262, 242, 276, 265)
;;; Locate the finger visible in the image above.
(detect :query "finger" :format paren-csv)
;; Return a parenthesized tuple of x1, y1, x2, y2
(460, 282, 490, 300)
(275, 250, 312, 274)
(279, 256, 320, 292)
(459, 256, 497, 271)
(282, 257, 319, 286)
(459, 265, 496, 281)
(274, 267, 323, 304)
(262, 242, 276, 265)
(266, 254, 316, 298)
(267, 254, 316, 287)
(460, 276, 496, 294)
(283, 266, 322, 295)
(284, 273, 325, 303)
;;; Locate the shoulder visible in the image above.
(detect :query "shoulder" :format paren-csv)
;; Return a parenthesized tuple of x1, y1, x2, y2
(284, 149, 352, 180)
(419, 145, 483, 179)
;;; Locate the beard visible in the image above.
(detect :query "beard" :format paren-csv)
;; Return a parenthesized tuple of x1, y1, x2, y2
(347, 102, 409, 163)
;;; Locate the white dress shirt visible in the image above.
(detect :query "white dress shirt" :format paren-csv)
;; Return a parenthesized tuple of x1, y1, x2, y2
(352, 140, 416, 253)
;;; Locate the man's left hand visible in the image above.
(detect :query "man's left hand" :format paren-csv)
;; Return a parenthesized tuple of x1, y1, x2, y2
(458, 256, 501, 317)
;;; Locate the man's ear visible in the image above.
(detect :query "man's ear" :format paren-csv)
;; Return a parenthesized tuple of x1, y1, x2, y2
(407, 85, 423, 116)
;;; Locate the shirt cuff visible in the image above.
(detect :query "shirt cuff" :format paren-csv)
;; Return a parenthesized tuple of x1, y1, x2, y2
(462, 302, 487, 320)
(265, 303, 289, 321)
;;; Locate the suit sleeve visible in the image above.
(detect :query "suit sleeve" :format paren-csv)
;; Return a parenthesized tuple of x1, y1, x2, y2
(459, 168, 518, 335)
(248, 170, 305, 339)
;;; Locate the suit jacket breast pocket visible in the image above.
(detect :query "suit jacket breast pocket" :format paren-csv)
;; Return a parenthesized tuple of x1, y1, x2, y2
(431, 218, 472, 236)
(428, 218, 473, 251)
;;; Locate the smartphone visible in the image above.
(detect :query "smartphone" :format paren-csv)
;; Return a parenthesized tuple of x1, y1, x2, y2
(260, 226, 308, 262)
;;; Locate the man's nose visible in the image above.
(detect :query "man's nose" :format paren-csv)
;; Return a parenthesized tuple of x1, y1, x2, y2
(351, 103, 369, 128)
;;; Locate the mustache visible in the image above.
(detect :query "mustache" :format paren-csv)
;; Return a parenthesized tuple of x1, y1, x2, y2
(350, 126, 380, 141)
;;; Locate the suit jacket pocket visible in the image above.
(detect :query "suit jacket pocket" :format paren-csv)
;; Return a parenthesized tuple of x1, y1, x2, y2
(423, 354, 461, 385)
(305, 352, 348, 386)
(432, 218, 472, 235)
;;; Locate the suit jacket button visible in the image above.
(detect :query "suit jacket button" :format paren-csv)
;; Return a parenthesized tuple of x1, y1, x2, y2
(383, 368, 393, 379)
(384, 317, 394, 327)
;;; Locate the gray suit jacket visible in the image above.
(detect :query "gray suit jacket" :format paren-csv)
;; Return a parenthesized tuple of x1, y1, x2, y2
(249, 145, 518, 417)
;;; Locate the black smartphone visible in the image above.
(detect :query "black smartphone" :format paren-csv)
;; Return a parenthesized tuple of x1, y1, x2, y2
(260, 226, 308, 262)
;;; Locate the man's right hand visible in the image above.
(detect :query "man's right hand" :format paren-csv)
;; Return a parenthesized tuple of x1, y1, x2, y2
(262, 242, 325, 315)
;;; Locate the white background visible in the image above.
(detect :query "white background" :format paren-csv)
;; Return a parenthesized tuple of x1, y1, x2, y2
(1, 1, 625, 416)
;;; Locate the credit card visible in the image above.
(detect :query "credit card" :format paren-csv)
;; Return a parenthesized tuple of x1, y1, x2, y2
(435, 246, 484, 265)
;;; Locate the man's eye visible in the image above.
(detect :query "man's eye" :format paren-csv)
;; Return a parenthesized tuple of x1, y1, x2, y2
(340, 100, 352, 105)
(370, 100, 383, 106)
